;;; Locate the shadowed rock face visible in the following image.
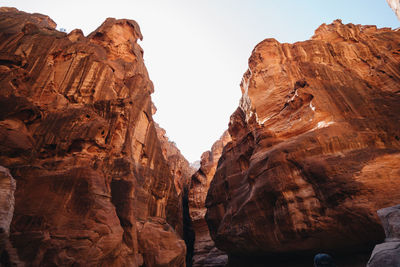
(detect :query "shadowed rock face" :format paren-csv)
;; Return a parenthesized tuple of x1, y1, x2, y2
(189, 131, 231, 222)
(0, 8, 186, 266)
(0, 166, 20, 266)
(155, 123, 197, 266)
(189, 131, 231, 266)
(367, 204, 400, 267)
(205, 20, 400, 265)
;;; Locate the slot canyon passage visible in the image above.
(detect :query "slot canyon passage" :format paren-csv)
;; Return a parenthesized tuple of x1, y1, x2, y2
(0, 6, 400, 267)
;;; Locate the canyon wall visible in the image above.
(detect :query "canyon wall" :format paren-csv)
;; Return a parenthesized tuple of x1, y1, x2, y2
(155, 123, 197, 266)
(0, 7, 189, 266)
(205, 20, 400, 266)
(189, 131, 231, 267)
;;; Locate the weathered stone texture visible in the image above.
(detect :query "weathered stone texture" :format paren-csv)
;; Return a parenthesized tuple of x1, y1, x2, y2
(367, 204, 400, 267)
(189, 131, 231, 267)
(0, 8, 186, 266)
(205, 20, 400, 265)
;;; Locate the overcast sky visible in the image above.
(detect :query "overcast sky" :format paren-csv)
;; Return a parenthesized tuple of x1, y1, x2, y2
(1, 0, 399, 162)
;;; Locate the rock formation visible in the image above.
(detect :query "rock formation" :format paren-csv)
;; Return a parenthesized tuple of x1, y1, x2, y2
(0, 7, 188, 266)
(155, 123, 197, 266)
(205, 20, 400, 266)
(367, 204, 400, 267)
(0, 166, 21, 266)
(189, 131, 231, 267)
(387, 0, 400, 20)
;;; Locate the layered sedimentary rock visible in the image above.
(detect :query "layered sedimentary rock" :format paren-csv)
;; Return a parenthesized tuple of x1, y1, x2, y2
(0, 7, 186, 266)
(156, 124, 195, 199)
(387, 0, 400, 20)
(155, 123, 197, 266)
(189, 131, 231, 221)
(189, 131, 231, 267)
(206, 20, 400, 266)
(138, 218, 187, 267)
(367, 204, 400, 267)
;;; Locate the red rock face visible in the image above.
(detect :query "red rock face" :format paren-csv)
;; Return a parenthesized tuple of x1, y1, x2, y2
(189, 131, 231, 222)
(206, 20, 400, 266)
(0, 8, 186, 266)
(155, 123, 197, 266)
(189, 131, 231, 266)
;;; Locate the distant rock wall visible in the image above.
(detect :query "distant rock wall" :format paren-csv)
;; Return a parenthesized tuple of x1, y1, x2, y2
(205, 20, 400, 266)
(0, 8, 188, 266)
(155, 123, 197, 266)
(189, 131, 231, 267)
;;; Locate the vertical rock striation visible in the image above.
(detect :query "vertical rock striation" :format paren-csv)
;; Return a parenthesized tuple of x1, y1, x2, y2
(189, 131, 231, 267)
(0, 7, 187, 266)
(206, 20, 400, 266)
(155, 123, 197, 266)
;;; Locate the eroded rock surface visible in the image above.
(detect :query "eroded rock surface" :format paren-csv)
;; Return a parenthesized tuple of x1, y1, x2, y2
(206, 20, 400, 266)
(155, 123, 197, 266)
(138, 218, 187, 267)
(367, 204, 400, 267)
(189, 131, 230, 267)
(0, 166, 21, 266)
(0, 8, 186, 266)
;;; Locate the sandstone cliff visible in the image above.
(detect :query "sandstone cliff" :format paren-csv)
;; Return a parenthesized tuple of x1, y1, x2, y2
(155, 123, 197, 266)
(0, 7, 187, 266)
(189, 131, 231, 267)
(206, 20, 400, 266)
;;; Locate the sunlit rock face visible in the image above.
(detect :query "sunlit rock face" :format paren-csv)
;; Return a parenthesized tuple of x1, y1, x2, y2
(387, 0, 400, 20)
(205, 20, 400, 266)
(0, 8, 186, 266)
(189, 131, 231, 267)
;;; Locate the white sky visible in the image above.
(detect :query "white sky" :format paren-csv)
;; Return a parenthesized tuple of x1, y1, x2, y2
(1, 0, 399, 162)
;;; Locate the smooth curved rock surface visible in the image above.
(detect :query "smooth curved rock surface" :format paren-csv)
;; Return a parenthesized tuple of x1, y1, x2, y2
(0, 8, 187, 266)
(138, 218, 187, 267)
(206, 20, 400, 265)
(367, 204, 400, 267)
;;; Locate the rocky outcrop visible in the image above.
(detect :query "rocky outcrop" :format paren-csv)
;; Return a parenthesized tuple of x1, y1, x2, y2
(367, 204, 400, 267)
(189, 131, 231, 222)
(156, 124, 195, 199)
(155, 123, 196, 266)
(206, 20, 400, 266)
(387, 0, 400, 20)
(138, 218, 187, 267)
(0, 166, 21, 266)
(0, 8, 186, 266)
(189, 131, 231, 267)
